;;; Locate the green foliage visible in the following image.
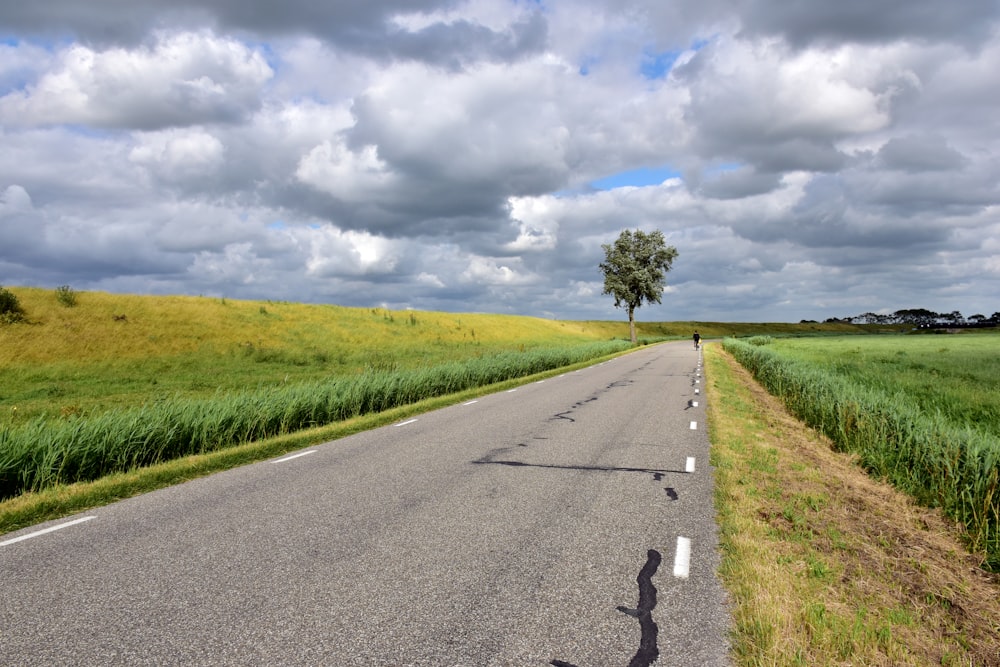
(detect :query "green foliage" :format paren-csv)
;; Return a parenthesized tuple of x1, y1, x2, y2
(55, 285, 78, 308)
(723, 336, 1000, 571)
(599, 229, 678, 343)
(0, 286, 26, 324)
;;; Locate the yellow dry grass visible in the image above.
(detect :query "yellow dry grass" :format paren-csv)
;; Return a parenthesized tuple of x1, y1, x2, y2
(2, 287, 628, 365)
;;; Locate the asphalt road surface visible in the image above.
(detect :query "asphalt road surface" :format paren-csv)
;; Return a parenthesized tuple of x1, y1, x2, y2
(1, 341, 730, 666)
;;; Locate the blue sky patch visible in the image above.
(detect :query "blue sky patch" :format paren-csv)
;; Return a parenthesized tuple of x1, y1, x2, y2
(640, 50, 682, 80)
(590, 165, 681, 190)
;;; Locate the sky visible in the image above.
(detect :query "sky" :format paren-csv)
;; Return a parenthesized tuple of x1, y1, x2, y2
(1, 1, 998, 323)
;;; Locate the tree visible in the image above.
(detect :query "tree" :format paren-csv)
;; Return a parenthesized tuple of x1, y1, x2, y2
(599, 229, 678, 344)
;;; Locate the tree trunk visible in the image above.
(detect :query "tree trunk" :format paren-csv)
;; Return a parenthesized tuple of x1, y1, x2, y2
(628, 306, 637, 345)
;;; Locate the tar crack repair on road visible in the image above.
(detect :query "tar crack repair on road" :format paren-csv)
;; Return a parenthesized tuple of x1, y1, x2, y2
(550, 549, 662, 667)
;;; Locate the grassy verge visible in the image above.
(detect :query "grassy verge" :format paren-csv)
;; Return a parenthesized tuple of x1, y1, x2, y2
(0, 342, 630, 501)
(0, 351, 626, 536)
(706, 343, 1000, 665)
(721, 336, 1000, 570)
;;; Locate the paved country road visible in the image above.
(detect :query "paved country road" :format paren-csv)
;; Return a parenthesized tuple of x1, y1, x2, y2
(1, 342, 731, 666)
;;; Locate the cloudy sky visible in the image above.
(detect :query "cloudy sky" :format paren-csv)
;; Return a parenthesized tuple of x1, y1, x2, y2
(1, 1, 998, 322)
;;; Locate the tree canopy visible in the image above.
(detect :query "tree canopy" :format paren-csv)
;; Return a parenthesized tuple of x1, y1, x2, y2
(599, 229, 678, 344)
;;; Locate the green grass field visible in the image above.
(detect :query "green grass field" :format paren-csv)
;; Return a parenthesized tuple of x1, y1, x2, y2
(770, 334, 1000, 438)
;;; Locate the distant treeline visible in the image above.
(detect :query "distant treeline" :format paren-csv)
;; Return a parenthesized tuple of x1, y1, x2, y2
(817, 308, 1000, 328)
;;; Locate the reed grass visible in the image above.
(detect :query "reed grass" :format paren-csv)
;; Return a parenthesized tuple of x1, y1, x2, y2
(0, 342, 629, 500)
(723, 336, 1000, 571)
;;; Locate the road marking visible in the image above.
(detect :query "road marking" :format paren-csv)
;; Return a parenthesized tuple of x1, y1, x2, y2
(695, 388, 700, 395)
(395, 418, 418, 427)
(691, 401, 699, 407)
(507, 389, 518, 393)
(686, 456, 696, 473)
(690, 421, 697, 430)
(463, 400, 479, 405)
(673, 536, 691, 578)
(273, 450, 316, 463)
(1, 516, 96, 547)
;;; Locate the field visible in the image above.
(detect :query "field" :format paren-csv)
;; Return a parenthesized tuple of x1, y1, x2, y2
(723, 333, 1000, 571)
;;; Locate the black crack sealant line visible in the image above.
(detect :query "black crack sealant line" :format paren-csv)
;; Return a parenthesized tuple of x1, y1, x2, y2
(550, 549, 663, 667)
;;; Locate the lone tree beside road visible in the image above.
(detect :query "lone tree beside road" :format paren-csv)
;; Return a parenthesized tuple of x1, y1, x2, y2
(599, 229, 678, 344)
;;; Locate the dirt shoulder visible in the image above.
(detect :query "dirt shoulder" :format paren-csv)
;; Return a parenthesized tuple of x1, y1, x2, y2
(706, 345, 1000, 666)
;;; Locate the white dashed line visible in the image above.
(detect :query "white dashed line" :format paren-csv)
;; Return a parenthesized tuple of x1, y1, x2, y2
(673, 536, 692, 578)
(1, 516, 96, 547)
(507, 389, 518, 393)
(273, 450, 316, 463)
(463, 400, 479, 406)
(395, 419, 418, 427)
(691, 401, 699, 407)
(689, 421, 698, 430)
(685, 456, 696, 473)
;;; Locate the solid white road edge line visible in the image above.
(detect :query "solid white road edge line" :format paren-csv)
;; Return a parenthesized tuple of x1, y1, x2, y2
(1, 516, 97, 547)
(273, 450, 316, 463)
(674, 536, 692, 578)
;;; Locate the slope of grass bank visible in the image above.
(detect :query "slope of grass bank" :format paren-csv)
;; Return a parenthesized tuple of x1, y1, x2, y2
(1, 287, 630, 425)
(706, 344, 1000, 665)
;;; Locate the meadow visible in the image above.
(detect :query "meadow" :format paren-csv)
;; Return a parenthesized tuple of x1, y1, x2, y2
(723, 333, 1000, 571)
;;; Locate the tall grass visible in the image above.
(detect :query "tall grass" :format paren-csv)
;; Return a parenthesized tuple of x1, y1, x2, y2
(0, 342, 629, 500)
(723, 337, 1000, 571)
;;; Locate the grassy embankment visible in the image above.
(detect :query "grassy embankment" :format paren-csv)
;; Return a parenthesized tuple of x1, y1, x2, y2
(706, 342, 1000, 665)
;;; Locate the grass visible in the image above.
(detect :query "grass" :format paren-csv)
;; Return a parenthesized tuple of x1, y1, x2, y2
(768, 334, 1000, 438)
(1, 287, 642, 426)
(0, 287, 881, 427)
(722, 334, 1000, 571)
(0, 342, 632, 500)
(706, 343, 1000, 665)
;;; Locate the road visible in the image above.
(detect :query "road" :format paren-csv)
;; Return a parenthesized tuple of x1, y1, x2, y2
(1, 341, 730, 666)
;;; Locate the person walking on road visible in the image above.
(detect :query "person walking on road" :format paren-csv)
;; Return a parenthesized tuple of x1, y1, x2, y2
(693, 331, 701, 349)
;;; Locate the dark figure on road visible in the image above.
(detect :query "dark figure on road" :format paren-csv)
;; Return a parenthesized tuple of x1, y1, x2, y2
(693, 331, 701, 349)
